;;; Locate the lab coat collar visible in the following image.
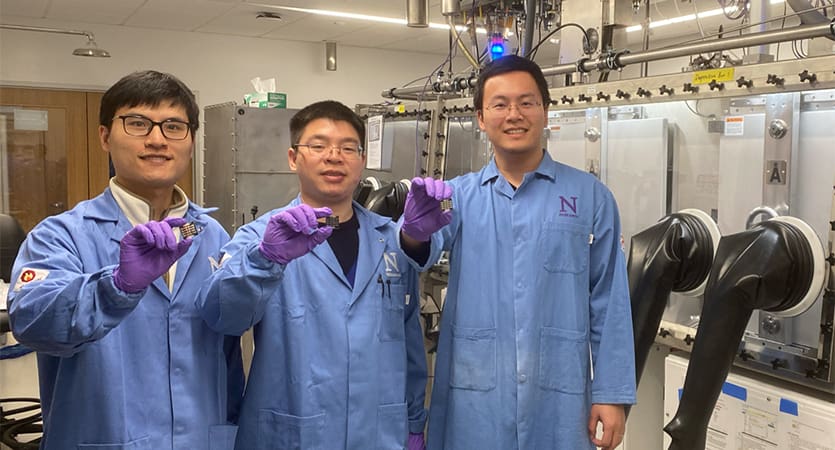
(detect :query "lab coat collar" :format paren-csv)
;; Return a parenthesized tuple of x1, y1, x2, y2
(479, 149, 556, 186)
(83, 188, 217, 299)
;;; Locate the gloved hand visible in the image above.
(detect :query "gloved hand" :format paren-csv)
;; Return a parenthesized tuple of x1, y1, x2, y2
(259, 204, 334, 265)
(402, 177, 453, 242)
(113, 217, 192, 293)
(407, 432, 425, 450)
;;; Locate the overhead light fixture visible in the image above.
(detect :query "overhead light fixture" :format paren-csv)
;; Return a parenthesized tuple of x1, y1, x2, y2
(625, 6, 741, 32)
(246, 3, 487, 33)
(0, 23, 111, 57)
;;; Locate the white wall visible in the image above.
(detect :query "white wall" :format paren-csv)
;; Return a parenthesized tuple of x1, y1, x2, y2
(0, 18, 447, 109)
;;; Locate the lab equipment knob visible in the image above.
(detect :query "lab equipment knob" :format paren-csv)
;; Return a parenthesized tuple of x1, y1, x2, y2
(736, 77, 754, 88)
(682, 83, 699, 93)
(596, 92, 610, 102)
(761, 315, 782, 335)
(659, 85, 674, 96)
(561, 95, 575, 105)
(766, 74, 785, 86)
(636, 87, 651, 98)
(768, 119, 788, 139)
(708, 80, 724, 91)
(584, 127, 601, 142)
(615, 89, 631, 100)
(578, 93, 592, 103)
(798, 70, 817, 84)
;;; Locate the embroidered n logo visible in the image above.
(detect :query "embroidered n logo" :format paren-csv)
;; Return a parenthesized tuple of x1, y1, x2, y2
(559, 196, 578, 217)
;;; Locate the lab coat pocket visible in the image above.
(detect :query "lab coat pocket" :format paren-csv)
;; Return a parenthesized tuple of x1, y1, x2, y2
(449, 325, 497, 391)
(378, 283, 406, 342)
(77, 436, 151, 449)
(257, 410, 325, 450)
(376, 402, 408, 450)
(541, 222, 589, 274)
(539, 326, 588, 394)
(208, 424, 238, 450)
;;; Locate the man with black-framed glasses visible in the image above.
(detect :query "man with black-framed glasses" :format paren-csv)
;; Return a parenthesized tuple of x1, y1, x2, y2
(196, 100, 428, 450)
(8, 70, 244, 450)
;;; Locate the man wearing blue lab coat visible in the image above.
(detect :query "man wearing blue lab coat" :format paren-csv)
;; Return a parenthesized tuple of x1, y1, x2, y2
(8, 70, 243, 450)
(196, 100, 427, 450)
(400, 56, 636, 450)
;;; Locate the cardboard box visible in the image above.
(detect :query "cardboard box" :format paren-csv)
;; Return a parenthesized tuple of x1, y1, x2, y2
(244, 92, 286, 108)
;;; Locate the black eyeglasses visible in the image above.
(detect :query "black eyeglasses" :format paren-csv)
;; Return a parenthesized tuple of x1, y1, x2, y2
(116, 115, 193, 140)
(292, 143, 364, 160)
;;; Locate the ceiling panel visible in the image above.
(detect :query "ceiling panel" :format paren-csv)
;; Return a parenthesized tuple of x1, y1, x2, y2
(260, 15, 372, 42)
(334, 23, 442, 48)
(124, 0, 237, 31)
(196, 3, 307, 37)
(45, 0, 145, 25)
(0, 0, 50, 18)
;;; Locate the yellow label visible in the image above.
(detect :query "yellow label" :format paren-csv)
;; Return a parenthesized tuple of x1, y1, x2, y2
(692, 68, 736, 85)
(395, 104, 406, 113)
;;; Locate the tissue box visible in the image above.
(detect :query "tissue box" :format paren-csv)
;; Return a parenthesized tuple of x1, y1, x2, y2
(244, 92, 286, 108)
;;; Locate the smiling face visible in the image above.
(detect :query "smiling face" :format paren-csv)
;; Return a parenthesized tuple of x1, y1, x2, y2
(100, 100, 193, 200)
(477, 70, 548, 159)
(288, 118, 366, 210)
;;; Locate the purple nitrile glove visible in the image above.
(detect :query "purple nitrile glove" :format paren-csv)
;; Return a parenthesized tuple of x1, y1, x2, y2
(258, 204, 334, 265)
(401, 177, 453, 242)
(113, 217, 192, 293)
(408, 432, 425, 450)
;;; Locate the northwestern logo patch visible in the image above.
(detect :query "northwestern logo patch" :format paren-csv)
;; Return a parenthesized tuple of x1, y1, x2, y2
(383, 252, 401, 278)
(559, 196, 578, 217)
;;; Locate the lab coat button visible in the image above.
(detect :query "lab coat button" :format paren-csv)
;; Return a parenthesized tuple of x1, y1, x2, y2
(519, 373, 527, 383)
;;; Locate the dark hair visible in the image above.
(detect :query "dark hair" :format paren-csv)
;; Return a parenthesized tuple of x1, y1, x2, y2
(474, 55, 551, 111)
(290, 100, 365, 146)
(99, 70, 199, 133)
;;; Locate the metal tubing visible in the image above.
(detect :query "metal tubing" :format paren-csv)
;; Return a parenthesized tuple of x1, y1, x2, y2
(0, 23, 94, 40)
(545, 20, 835, 76)
(521, 0, 536, 58)
(382, 20, 835, 98)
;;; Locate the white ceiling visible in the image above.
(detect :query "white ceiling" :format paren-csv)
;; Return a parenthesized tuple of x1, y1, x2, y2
(0, 0, 801, 63)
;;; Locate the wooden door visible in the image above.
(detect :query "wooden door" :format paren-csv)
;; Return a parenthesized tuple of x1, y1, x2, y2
(1, 87, 194, 233)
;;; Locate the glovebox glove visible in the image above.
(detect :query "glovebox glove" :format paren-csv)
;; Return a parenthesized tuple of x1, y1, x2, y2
(113, 217, 192, 293)
(259, 204, 333, 265)
(407, 432, 425, 450)
(401, 177, 453, 242)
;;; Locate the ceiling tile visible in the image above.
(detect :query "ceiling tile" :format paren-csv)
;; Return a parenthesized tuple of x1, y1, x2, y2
(196, 3, 307, 37)
(124, 0, 236, 31)
(0, 0, 50, 18)
(45, 0, 145, 25)
(260, 15, 371, 42)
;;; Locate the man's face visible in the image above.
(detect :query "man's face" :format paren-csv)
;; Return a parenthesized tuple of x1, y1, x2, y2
(99, 101, 193, 197)
(288, 118, 365, 207)
(477, 70, 548, 157)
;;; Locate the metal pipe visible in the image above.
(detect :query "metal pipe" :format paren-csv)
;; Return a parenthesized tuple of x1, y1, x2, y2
(0, 24, 94, 40)
(543, 19, 835, 76)
(407, 0, 429, 28)
(521, 0, 536, 57)
(383, 20, 835, 98)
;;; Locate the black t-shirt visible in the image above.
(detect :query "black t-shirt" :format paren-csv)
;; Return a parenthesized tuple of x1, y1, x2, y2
(325, 210, 359, 286)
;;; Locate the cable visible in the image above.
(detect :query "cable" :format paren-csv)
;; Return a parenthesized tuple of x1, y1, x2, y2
(685, 100, 715, 119)
(525, 22, 590, 60)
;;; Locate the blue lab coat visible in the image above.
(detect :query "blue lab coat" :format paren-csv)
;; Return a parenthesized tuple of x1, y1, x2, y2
(8, 189, 244, 450)
(411, 152, 636, 450)
(196, 199, 428, 450)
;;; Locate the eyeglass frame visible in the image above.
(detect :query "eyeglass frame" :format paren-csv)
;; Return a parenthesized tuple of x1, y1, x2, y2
(292, 142, 366, 158)
(115, 114, 194, 141)
(482, 99, 544, 115)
